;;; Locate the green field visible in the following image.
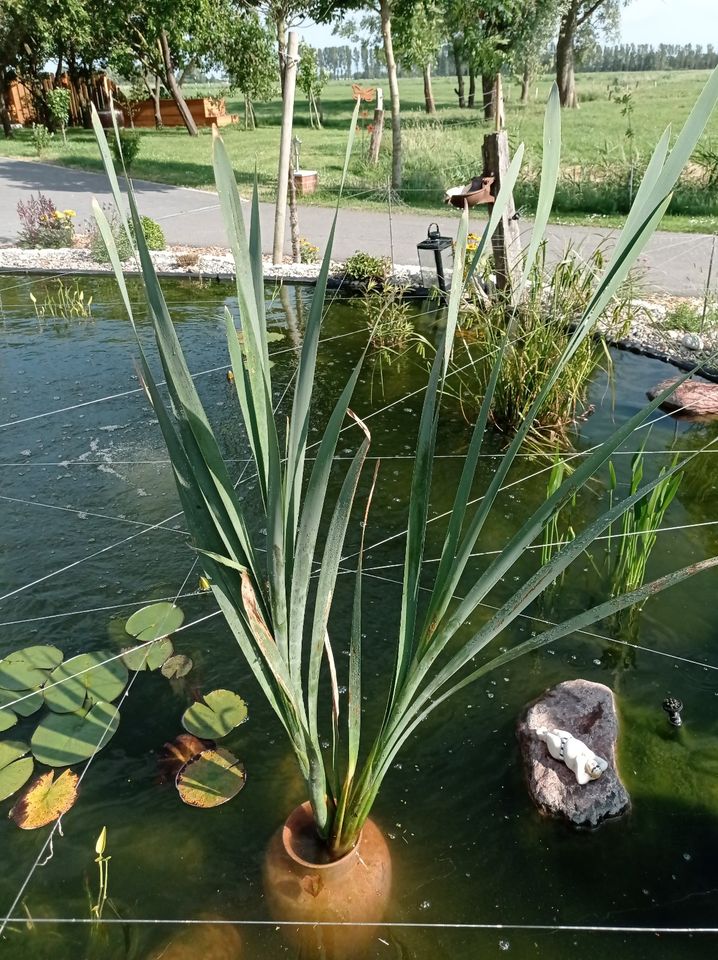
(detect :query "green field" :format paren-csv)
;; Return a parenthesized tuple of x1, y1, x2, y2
(3, 70, 718, 231)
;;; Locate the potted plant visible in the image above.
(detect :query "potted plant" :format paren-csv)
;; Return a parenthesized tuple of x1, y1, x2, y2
(90, 72, 718, 953)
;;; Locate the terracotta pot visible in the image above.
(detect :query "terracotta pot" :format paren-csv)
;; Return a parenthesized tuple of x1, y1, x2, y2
(263, 801, 391, 958)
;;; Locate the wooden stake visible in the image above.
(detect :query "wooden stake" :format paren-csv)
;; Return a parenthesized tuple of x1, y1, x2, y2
(482, 130, 523, 306)
(369, 87, 384, 165)
(289, 160, 301, 264)
(273, 31, 299, 265)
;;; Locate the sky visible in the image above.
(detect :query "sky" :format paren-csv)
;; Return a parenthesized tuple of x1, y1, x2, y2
(298, 0, 717, 49)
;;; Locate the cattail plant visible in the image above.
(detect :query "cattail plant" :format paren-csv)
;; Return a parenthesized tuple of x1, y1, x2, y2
(92, 71, 718, 859)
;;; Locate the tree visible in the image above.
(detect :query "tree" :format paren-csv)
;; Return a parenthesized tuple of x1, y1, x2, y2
(297, 42, 328, 128)
(223, 11, 278, 128)
(393, 0, 445, 115)
(556, 0, 622, 107)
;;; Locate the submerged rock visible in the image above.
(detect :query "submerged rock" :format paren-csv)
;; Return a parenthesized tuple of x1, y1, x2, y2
(647, 377, 718, 418)
(146, 919, 242, 960)
(517, 679, 630, 828)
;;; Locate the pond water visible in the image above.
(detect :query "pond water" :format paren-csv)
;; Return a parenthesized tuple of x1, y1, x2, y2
(0, 274, 717, 960)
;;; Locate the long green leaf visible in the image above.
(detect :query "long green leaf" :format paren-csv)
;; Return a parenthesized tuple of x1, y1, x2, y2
(521, 83, 560, 286)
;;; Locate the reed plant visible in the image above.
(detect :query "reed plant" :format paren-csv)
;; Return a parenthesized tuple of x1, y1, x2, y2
(608, 446, 684, 596)
(92, 70, 718, 859)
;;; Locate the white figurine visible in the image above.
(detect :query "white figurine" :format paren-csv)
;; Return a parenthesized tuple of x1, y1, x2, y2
(535, 727, 608, 785)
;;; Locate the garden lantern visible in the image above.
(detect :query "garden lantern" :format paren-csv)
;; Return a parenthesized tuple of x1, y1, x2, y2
(417, 223, 453, 294)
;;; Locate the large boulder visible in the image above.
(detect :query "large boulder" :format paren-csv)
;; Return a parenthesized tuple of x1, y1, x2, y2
(517, 679, 630, 828)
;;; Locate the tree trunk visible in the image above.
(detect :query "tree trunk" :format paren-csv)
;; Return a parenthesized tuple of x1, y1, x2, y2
(1, 80, 13, 139)
(453, 39, 465, 107)
(54, 43, 64, 84)
(152, 75, 163, 129)
(556, 2, 579, 108)
(520, 62, 531, 103)
(482, 73, 494, 120)
(379, 0, 401, 191)
(277, 16, 288, 95)
(158, 29, 198, 136)
(422, 63, 435, 115)
(468, 67, 475, 108)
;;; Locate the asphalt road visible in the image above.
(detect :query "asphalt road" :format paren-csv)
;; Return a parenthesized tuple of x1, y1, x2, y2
(1, 157, 715, 296)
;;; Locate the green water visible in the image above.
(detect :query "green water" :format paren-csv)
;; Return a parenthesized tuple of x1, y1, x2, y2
(0, 275, 716, 959)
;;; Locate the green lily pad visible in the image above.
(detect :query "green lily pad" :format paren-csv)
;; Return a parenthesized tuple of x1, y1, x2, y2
(121, 637, 173, 672)
(181, 690, 248, 741)
(44, 651, 128, 714)
(0, 708, 17, 733)
(0, 659, 48, 692)
(176, 747, 245, 808)
(0, 687, 44, 718)
(0, 757, 34, 803)
(160, 654, 193, 680)
(11, 769, 79, 829)
(0, 740, 29, 770)
(125, 603, 184, 642)
(6, 646, 63, 670)
(31, 700, 120, 767)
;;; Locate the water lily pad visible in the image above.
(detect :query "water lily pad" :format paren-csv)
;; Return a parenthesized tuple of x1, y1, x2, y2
(176, 747, 245, 808)
(44, 651, 128, 714)
(0, 757, 34, 803)
(0, 740, 30, 770)
(6, 646, 63, 670)
(10, 769, 79, 829)
(122, 637, 173, 672)
(0, 708, 17, 733)
(0, 686, 44, 718)
(160, 654, 193, 679)
(181, 690, 248, 740)
(159, 733, 213, 782)
(0, 659, 48, 692)
(125, 602, 184, 642)
(31, 701, 120, 767)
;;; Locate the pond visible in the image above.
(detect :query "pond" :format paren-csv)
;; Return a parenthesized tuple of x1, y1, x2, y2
(0, 273, 717, 960)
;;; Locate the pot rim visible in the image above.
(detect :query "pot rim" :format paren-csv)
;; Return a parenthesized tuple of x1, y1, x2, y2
(281, 801, 360, 871)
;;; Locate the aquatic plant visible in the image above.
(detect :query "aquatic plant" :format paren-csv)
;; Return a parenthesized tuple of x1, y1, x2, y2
(0, 603, 211, 820)
(30, 281, 92, 321)
(92, 71, 718, 859)
(451, 242, 638, 444)
(608, 447, 684, 597)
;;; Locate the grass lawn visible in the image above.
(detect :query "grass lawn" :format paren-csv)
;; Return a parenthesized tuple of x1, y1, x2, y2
(3, 70, 718, 232)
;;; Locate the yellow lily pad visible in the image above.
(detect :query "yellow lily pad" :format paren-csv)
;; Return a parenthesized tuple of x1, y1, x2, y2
(10, 769, 79, 829)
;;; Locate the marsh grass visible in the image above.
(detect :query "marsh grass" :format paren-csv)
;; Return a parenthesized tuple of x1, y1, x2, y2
(30, 281, 93, 320)
(449, 244, 634, 445)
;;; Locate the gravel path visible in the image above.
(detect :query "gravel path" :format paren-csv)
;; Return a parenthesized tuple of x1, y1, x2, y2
(1, 157, 717, 297)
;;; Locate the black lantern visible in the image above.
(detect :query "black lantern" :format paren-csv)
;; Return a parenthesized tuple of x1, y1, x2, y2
(417, 223, 453, 294)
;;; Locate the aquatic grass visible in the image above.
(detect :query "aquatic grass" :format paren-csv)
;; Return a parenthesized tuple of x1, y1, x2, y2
(92, 70, 718, 859)
(609, 445, 684, 597)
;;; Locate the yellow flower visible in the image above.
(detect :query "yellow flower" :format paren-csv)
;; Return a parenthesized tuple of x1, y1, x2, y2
(63, 209, 76, 218)
(53, 210, 63, 219)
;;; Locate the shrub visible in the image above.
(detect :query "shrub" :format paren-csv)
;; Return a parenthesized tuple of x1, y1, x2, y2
(31, 123, 51, 156)
(343, 250, 391, 286)
(299, 237, 319, 264)
(17, 194, 75, 248)
(46, 88, 71, 144)
(89, 211, 165, 263)
(109, 129, 142, 171)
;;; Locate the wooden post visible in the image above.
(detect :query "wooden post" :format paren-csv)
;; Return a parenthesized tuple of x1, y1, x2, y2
(482, 131, 523, 306)
(273, 30, 299, 265)
(288, 165, 301, 264)
(368, 87, 384, 164)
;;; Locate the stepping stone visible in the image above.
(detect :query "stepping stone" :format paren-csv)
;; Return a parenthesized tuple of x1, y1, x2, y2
(516, 679, 630, 828)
